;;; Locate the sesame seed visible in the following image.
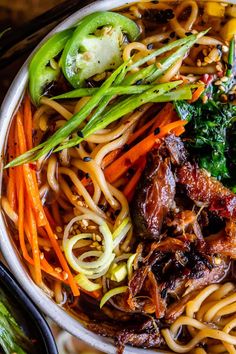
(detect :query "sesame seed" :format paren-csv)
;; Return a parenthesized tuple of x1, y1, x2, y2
(216, 64, 222, 72)
(56, 226, 63, 233)
(221, 76, 229, 82)
(43, 247, 50, 252)
(77, 131, 84, 138)
(222, 45, 229, 53)
(219, 85, 225, 92)
(62, 271, 68, 280)
(88, 225, 97, 230)
(154, 127, 160, 135)
(77, 201, 84, 206)
(214, 80, 222, 86)
(55, 267, 62, 273)
(96, 235, 102, 242)
(83, 156, 91, 162)
(40, 252, 44, 260)
(81, 219, 89, 227)
(203, 49, 208, 56)
(202, 95, 208, 104)
(156, 62, 163, 69)
(54, 234, 58, 240)
(197, 59, 202, 67)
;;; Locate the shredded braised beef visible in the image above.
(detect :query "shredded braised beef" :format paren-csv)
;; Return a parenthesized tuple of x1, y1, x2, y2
(85, 134, 236, 352)
(131, 148, 176, 240)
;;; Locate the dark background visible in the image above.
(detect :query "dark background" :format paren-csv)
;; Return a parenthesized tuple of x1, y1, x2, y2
(0, 0, 69, 102)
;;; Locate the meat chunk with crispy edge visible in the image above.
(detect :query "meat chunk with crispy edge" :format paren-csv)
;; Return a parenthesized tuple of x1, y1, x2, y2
(177, 162, 236, 219)
(131, 149, 176, 240)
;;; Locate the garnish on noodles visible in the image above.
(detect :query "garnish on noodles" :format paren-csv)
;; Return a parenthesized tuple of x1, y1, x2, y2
(2, 1, 236, 353)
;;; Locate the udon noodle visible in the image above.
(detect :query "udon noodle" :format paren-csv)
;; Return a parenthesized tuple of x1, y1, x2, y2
(2, 0, 236, 352)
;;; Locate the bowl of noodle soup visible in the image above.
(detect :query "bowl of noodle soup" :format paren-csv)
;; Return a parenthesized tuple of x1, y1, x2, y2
(1, 0, 236, 353)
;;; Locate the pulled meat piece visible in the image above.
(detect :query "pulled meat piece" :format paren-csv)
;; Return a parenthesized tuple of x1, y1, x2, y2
(132, 149, 176, 239)
(88, 318, 164, 354)
(206, 220, 236, 258)
(177, 162, 236, 219)
(165, 134, 188, 165)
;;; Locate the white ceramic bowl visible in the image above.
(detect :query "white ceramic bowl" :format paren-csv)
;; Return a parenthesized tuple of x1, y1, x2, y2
(1, 1, 236, 353)
(0, 1, 156, 353)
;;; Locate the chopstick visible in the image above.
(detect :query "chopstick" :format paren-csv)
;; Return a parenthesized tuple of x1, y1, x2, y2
(0, 0, 93, 68)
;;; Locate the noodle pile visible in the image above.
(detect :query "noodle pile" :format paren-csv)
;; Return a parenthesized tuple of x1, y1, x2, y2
(163, 283, 236, 354)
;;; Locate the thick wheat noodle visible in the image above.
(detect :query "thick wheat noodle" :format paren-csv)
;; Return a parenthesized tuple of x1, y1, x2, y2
(40, 97, 72, 120)
(74, 97, 91, 114)
(169, 1, 198, 38)
(39, 183, 50, 199)
(94, 130, 130, 167)
(58, 167, 106, 217)
(71, 158, 101, 204)
(74, 158, 120, 210)
(159, 57, 183, 83)
(108, 183, 129, 230)
(123, 42, 148, 63)
(86, 104, 152, 144)
(142, 32, 171, 45)
(180, 65, 217, 75)
(1, 196, 18, 225)
(47, 155, 59, 192)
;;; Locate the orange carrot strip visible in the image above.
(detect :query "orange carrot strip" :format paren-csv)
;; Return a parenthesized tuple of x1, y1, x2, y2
(44, 207, 56, 228)
(152, 103, 178, 132)
(123, 157, 146, 201)
(28, 204, 42, 285)
(173, 126, 186, 136)
(127, 116, 157, 145)
(45, 222, 80, 297)
(16, 111, 47, 227)
(24, 222, 66, 282)
(101, 149, 122, 169)
(23, 94, 33, 149)
(18, 166, 33, 264)
(189, 85, 205, 103)
(105, 120, 188, 183)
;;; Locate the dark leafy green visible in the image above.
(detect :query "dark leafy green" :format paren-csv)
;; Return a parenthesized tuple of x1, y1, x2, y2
(0, 289, 31, 354)
(175, 99, 236, 183)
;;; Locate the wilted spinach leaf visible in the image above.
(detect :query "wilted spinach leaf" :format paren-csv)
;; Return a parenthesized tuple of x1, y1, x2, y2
(174, 99, 236, 183)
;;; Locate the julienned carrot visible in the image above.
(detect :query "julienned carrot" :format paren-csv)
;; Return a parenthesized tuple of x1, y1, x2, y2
(44, 207, 56, 228)
(102, 103, 177, 170)
(127, 115, 158, 146)
(17, 109, 79, 296)
(24, 222, 67, 282)
(174, 125, 186, 136)
(28, 202, 42, 285)
(105, 120, 188, 183)
(123, 157, 146, 201)
(23, 94, 33, 149)
(152, 102, 177, 131)
(16, 111, 47, 227)
(45, 222, 80, 297)
(189, 85, 205, 103)
(101, 149, 122, 169)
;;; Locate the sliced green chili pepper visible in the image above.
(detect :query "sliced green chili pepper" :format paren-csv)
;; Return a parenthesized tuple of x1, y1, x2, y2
(29, 29, 73, 105)
(61, 11, 140, 88)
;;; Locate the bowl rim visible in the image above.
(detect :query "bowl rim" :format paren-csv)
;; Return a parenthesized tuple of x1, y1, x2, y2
(0, 1, 158, 353)
(0, 262, 58, 354)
